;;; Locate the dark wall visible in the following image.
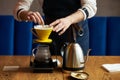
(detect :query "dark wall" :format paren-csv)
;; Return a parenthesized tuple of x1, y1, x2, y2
(96, 0, 120, 16)
(0, 0, 120, 16)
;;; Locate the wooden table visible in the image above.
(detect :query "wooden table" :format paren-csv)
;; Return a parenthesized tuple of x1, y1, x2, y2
(0, 56, 120, 80)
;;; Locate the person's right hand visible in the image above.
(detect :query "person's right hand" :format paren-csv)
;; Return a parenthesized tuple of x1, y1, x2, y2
(19, 11, 44, 25)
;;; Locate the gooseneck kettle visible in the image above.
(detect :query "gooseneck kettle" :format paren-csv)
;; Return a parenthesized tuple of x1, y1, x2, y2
(61, 25, 91, 71)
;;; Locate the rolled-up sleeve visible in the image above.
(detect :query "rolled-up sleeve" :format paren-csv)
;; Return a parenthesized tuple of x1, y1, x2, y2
(13, 0, 33, 21)
(78, 0, 97, 20)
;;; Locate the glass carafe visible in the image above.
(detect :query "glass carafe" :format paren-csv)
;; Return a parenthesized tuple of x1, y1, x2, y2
(32, 45, 51, 63)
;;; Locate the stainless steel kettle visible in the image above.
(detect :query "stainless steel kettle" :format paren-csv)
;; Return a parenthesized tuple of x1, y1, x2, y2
(61, 26, 91, 71)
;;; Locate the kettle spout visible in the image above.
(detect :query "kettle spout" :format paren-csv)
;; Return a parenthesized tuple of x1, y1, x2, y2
(84, 49, 92, 63)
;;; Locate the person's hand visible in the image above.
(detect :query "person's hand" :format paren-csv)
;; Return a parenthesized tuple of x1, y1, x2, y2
(20, 11, 44, 25)
(50, 17, 72, 35)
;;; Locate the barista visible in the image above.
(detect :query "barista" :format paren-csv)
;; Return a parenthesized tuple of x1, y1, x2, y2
(13, 0, 97, 55)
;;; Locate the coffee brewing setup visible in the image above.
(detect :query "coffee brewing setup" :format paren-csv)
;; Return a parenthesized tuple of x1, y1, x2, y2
(29, 24, 90, 80)
(30, 25, 56, 73)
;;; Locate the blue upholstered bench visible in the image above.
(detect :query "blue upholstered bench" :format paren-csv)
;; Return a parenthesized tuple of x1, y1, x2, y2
(0, 15, 33, 55)
(14, 20, 33, 55)
(0, 15, 120, 55)
(0, 15, 14, 55)
(89, 17, 120, 55)
(106, 17, 120, 55)
(89, 17, 107, 55)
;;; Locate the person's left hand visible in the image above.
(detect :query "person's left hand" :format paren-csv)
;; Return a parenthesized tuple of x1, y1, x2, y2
(50, 17, 72, 35)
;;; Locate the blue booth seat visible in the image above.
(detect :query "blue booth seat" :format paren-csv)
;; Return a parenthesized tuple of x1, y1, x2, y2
(1, 15, 120, 56)
(107, 17, 120, 55)
(88, 17, 107, 55)
(14, 20, 33, 55)
(0, 15, 14, 55)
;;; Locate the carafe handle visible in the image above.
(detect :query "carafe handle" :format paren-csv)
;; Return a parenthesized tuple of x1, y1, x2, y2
(32, 47, 37, 57)
(30, 47, 37, 66)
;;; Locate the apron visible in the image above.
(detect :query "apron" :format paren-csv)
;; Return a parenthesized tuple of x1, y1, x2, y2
(42, 0, 89, 55)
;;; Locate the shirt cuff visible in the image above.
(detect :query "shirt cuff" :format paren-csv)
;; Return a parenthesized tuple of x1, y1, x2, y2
(17, 8, 24, 21)
(78, 9, 87, 20)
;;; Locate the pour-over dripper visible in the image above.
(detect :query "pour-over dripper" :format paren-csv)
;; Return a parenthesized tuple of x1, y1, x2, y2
(31, 25, 53, 43)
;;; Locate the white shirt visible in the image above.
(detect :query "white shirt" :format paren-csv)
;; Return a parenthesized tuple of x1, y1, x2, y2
(13, 0, 97, 21)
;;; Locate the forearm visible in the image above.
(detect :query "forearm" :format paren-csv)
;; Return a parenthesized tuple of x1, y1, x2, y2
(65, 10, 84, 24)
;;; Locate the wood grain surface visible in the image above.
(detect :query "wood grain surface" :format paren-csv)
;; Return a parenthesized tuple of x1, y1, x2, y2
(0, 56, 120, 80)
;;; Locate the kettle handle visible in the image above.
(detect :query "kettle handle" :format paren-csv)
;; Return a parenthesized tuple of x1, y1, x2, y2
(84, 49, 92, 63)
(60, 42, 69, 66)
(60, 42, 69, 57)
